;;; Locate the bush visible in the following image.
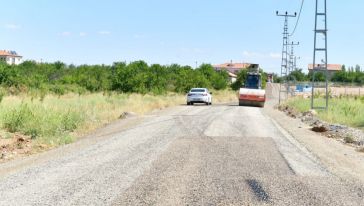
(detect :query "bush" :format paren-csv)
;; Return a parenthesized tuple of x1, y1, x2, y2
(1, 100, 84, 144)
(61, 111, 83, 132)
(3, 103, 33, 133)
(0, 60, 238, 95)
(344, 135, 355, 144)
(0, 90, 5, 103)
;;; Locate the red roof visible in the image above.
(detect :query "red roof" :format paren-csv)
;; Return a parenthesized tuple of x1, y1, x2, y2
(0, 50, 22, 57)
(308, 64, 342, 71)
(214, 63, 254, 70)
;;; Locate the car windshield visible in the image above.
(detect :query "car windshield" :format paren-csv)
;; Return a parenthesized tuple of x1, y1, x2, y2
(190, 89, 206, 93)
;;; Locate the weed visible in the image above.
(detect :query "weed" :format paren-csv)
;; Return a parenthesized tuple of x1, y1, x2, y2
(287, 96, 364, 129)
(344, 135, 355, 144)
(61, 111, 83, 132)
(3, 103, 33, 133)
(0, 92, 4, 103)
(0, 91, 237, 148)
(26, 128, 39, 139)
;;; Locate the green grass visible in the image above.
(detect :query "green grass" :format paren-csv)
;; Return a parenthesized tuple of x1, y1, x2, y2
(0, 90, 237, 147)
(285, 96, 364, 129)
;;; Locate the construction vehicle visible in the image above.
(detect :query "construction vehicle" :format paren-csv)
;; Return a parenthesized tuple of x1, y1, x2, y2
(238, 72, 266, 107)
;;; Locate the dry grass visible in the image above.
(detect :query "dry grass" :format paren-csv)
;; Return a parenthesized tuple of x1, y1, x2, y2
(0, 90, 237, 147)
(211, 89, 238, 103)
(285, 96, 364, 129)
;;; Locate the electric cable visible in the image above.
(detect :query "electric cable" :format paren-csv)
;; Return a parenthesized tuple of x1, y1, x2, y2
(290, 0, 305, 36)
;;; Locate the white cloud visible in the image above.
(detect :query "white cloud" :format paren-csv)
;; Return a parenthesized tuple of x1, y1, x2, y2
(98, 31, 111, 35)
(79, 32, 87, 37)
(5, 24, 21, 30)
(60, 32, 72, 37)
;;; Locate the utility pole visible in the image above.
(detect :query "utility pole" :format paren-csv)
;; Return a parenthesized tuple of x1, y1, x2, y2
(288, 41, 299, 73)
(276, 11, 297, 104)
(311, 0, 328, 110)
(288, 41, 299, 95)
(294, 56, 301, 71)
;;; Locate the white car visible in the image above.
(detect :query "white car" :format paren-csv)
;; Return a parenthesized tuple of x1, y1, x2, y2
(186, 88, 212, 105)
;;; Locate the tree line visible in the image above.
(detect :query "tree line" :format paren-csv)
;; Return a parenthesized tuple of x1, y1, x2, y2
(0, 60, 233, 95)
(278, 65, 364, 85)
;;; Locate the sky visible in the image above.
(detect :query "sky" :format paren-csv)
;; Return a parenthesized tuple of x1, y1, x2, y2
(0, 0, 363, 73)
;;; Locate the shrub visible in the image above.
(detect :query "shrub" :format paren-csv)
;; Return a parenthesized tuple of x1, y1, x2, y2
(0, 90, 5, 103)
(344, 135, 355, 144)
(61, 111, 83, 132)
(3, 103, 33, 133)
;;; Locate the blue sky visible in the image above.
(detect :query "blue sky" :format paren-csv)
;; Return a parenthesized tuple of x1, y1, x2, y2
(0, 0, 363, 73)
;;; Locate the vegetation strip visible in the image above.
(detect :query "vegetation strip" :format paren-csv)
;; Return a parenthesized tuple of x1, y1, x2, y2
(279, 97, 364, 152)
(0, 91, 237, 161)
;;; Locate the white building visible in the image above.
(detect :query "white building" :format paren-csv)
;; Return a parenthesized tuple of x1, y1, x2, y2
(213, 62, 260, 84)
(0, 50, 23, 65)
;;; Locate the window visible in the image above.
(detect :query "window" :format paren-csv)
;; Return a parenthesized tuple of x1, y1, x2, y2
(191, 89, 206, 93)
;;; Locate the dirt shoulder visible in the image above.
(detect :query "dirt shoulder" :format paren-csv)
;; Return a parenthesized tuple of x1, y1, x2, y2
(264, 100, 364, 183)
(0, 115, 143, 178)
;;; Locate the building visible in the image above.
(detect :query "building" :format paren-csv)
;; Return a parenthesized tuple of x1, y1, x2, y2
(267, 73, 274, 83)
(227, 72, 238, 83)
(213, 62, 260, 83)
(214, 62, 259, 74)
(308, 64, 342, 79)
(0, 50, 23, 65)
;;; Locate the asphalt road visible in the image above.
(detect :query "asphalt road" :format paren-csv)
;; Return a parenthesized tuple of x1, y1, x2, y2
(0, 103, 363, 205)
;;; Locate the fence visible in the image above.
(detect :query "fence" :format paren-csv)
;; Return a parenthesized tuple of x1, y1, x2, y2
(294, 82, 364, 97)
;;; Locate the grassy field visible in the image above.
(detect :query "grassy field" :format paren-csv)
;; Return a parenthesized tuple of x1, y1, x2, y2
(0, 90, 237, 147)
(285, 96, 364, 129)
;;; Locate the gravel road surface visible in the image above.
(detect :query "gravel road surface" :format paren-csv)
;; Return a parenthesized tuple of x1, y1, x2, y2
(0, 103, 363, 205)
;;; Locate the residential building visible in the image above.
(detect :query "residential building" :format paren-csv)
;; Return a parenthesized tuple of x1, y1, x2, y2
(214, 62, 260, 83)
(308, 64, 342, 79)
(0, 50, 23, 65)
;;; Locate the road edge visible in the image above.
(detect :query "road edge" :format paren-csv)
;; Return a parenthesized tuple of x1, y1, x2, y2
(263, 101, 364, 183)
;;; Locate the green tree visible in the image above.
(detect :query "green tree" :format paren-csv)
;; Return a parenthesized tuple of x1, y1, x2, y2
(196, 64, 229, 90)
(308, 71, 326, 82)
(289, 69, 307, 82)
(231, 70, 248, 90)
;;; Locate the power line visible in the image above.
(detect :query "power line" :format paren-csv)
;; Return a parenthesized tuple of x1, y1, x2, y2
(290, 0, 305, 37)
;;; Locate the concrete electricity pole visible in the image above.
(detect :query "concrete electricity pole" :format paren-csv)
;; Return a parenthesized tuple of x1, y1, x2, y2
(276, 11, 297, 104)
